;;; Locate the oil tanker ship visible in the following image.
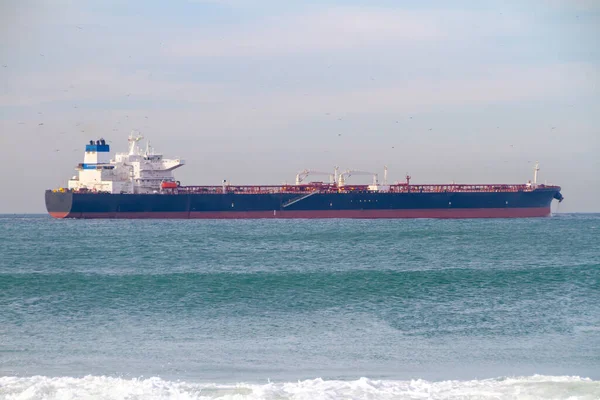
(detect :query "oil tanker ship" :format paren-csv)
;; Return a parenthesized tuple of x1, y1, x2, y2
(46, 133, 563, 219)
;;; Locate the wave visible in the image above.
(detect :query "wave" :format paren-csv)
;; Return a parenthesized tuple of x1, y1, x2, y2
(0, 375, 598, 400)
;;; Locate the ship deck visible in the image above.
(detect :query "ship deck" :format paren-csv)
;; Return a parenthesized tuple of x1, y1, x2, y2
(162, 183, 559, 195)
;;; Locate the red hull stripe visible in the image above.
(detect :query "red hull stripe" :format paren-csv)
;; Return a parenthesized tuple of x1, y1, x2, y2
(50, 207, 551, 219)
(49, 211, 71, 219)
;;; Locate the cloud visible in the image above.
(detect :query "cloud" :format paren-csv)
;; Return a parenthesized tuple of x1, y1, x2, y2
(0, 68, 229, 108)
(544, 0, 600, 11)
(196, 63, 597, 127)
(2, 60, 594, 123)
(164, 7, 519, 58)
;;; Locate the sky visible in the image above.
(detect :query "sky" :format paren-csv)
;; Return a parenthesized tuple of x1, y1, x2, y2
(0, 0, 598, 213)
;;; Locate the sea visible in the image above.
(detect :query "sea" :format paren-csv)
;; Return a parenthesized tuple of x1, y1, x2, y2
(0, 213, 599, 399)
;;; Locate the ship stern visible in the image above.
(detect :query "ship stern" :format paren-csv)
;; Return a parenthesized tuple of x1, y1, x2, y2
(45, 190, 74, 219)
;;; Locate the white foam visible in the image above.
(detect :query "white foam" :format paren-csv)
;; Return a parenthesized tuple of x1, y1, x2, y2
(0, 375, 598, 400)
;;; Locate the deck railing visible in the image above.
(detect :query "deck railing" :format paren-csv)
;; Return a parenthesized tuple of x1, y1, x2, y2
(170, 183, 558, 195)
(57, 183, 559, 195)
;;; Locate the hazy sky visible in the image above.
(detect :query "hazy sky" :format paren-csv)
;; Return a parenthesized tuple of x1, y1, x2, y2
(0, 0, 598, 213)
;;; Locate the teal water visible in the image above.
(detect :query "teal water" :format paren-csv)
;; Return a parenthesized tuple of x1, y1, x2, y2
(1, 214, 599, 399)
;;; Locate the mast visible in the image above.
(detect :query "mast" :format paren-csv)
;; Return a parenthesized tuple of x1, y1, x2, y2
(384, 166, 388, 185)
(334, 166, 339, 186)
(128, 131, 143, 155)
(533, 161, 540, 185)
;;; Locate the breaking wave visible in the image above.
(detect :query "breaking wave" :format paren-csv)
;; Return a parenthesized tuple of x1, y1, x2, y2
(1, 375, 598, 400)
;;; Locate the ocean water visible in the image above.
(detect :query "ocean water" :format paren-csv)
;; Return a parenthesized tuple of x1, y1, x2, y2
(0, 213, 599, 399)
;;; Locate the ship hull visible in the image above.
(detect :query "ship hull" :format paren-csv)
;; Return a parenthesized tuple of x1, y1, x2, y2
(46, 189, 561, 219)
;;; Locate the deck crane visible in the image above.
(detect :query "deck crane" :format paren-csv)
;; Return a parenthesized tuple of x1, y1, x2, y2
(338, 170, 378, 187)
(295, 169, 335, 185)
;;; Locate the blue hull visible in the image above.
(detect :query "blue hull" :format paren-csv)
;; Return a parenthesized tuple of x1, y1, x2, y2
(46, 188, 562, 219)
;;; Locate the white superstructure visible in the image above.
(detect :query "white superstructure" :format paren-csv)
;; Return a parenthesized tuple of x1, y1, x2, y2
(67, 132, 185, 194)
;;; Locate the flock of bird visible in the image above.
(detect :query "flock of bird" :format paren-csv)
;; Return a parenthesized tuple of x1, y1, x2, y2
(25, 96, 561, 157)
(4, 22, 563, 159)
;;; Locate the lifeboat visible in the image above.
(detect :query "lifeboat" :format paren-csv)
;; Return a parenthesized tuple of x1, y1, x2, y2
(161, 181, 178, 189)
